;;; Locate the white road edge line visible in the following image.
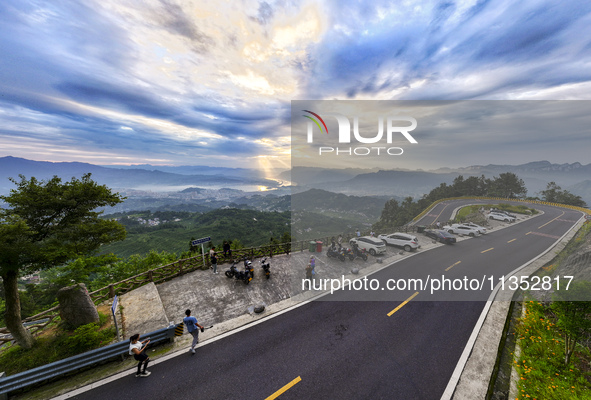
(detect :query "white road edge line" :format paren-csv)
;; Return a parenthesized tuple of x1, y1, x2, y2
(439, 212, 586, 400)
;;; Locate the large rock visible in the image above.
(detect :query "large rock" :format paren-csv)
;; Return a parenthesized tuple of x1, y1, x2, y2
(57, 283, 99, 329)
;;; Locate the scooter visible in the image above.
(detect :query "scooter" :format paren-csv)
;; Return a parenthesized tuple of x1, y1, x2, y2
(244, 258, 255, 280)
(327, 245, 345, 262)
(225, 262, 251, 284)
(260, 257, 271, 279)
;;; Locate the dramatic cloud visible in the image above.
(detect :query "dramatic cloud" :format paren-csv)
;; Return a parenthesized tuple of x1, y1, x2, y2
(0, 0, 590, 170)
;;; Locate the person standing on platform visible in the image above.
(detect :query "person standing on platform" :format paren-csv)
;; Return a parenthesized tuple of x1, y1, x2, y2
(183, 309, 204, 355)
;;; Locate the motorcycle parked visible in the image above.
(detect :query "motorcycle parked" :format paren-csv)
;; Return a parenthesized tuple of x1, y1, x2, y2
(260, 257, 271, 279)
(351, 244, 368, 261)
(225, 261, 251, 284)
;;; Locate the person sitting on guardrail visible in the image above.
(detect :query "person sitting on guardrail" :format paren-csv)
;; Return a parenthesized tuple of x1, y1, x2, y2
(184, 309, 204, 355)
(129, 333, 151, 377)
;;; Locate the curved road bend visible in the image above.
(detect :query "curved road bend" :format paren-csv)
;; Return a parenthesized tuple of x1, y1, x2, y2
(70, 203, 583, 400)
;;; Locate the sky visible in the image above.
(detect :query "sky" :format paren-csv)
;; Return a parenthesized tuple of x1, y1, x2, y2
(1, 0, 591, 175)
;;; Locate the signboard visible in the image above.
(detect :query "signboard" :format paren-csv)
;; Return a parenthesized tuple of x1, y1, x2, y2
(111, 295, 120, 341)
(191, 236, 212, 270)
(111, 295, 118, 315)
(191, 237, 211, 246)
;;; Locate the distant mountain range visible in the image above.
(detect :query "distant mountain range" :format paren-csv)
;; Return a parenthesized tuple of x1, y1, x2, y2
(288, 162, 591, 206)
(1, 157, 589, 208)
(434, 161, 591, 185)
(102, 163, 273, 179)
(0, 156, 281, 195)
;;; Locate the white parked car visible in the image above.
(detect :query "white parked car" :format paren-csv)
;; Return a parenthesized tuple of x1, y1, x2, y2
(489, 212, 516, 222)
(349, 236, 387, 256)
(378, 232, 420, 251)
(462, 222, 487, 234)
(443, 224, 481, 237)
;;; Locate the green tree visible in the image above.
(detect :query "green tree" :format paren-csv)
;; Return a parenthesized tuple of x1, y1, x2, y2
(550, 281, 591, 365)
(379, 198, 401, 226)
(540, 181, 561, 203)
(0, 174, 126, 349)
(488, 172, 527, 198)
(540, 182, 587, 207)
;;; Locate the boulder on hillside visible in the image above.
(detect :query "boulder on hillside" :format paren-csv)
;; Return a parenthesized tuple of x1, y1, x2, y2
(57, 283, 100, 329)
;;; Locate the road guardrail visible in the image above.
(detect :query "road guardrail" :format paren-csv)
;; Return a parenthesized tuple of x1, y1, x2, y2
(0, 324, 177, 398)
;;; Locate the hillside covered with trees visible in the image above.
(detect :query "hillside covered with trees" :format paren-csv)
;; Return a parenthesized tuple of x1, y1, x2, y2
(100, 208, 291, 258)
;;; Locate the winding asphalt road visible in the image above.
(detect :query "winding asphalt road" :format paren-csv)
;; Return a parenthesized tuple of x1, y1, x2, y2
(69, 201, 584, 400)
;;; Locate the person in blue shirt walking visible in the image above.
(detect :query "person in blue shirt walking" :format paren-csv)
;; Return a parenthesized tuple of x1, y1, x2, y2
(184, 309, 204, 355)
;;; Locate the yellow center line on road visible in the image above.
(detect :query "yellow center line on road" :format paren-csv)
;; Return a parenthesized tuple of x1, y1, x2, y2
(481, 248, 494, 253)
(265, 376, 302, 400)
(538, 211, 565, 229)
(445, 261, 461, 271)
(433, 204, 449, 224)
(507, 239, 517, 243)
(388, 292, 419, 317)
(526, 232, 532, 235)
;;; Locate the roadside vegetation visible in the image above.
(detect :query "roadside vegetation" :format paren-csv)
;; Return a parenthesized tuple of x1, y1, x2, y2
(0, 311, 115, 375)
(0, 251, 179, 328)
(514, 300, 591, 399)
(514, 222, 591, 399)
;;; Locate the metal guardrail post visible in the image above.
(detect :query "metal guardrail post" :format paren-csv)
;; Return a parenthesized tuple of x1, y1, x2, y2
(0, 372, 6, 400)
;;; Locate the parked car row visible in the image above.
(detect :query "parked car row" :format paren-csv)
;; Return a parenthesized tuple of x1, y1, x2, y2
(336, 210, 515, 256)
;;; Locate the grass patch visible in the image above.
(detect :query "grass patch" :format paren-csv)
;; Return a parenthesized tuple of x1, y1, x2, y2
(455, 205, 484, 222)
(537, 221, 591, 278)
(514, 301, 591, 399)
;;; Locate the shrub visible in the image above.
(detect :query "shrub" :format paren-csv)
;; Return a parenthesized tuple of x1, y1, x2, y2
(66, 323, 115, 354)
